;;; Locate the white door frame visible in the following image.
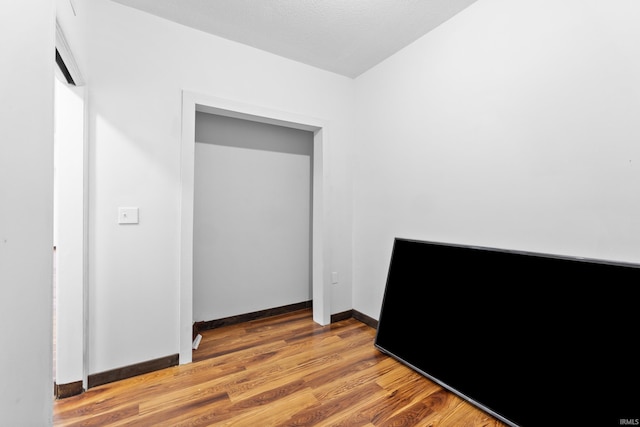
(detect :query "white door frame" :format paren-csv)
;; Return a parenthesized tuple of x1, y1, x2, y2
(179, 91, 331, 364)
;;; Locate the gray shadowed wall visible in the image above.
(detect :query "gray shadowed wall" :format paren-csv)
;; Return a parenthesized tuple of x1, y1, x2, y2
(193, 112, 313, 321)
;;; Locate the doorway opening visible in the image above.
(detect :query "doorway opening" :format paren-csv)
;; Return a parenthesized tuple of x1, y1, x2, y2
(179, 91, 331, 364)
(53, 74, 86, 397)
(53, 19, 87, 398)
(192, 113, 314, 332)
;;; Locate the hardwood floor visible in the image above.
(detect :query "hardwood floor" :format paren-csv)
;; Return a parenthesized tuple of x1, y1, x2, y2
(53, 309, 507, 426)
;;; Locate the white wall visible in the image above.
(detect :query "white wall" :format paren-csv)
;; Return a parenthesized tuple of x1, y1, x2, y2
(353, 0, 640, 319)
(0, 1, 54, 425)
(193, 113, 313, 321)
(54, 77, 85, 386)
(64, 0, 354, 375)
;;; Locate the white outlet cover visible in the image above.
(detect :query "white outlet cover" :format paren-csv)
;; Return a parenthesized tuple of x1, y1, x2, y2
(118, 207, 139, 224)
(331, 272, 339, 284)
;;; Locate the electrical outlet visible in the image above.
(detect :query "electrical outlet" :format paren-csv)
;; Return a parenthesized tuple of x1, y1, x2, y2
(118, 207, 139, 224)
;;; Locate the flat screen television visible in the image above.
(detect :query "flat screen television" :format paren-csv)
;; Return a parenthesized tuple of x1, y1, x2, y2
(375, 237, 639, 427)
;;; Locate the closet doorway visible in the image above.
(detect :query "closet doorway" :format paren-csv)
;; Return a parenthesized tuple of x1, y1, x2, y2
(192, 113, 313, 324)
(180, 92, 331, 364)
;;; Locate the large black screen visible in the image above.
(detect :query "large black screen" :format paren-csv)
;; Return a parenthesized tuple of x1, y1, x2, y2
(375, 238, 639, 427)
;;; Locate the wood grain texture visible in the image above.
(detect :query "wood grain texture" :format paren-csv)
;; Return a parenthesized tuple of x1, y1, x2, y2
(54, 381, 84, 399)
(87, 354, 179, 389)
(53, 309, 508, 426)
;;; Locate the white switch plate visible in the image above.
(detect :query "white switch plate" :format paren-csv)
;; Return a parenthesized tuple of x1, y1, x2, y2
(331, 272, 339, 284)
(118, 207, 139, 224)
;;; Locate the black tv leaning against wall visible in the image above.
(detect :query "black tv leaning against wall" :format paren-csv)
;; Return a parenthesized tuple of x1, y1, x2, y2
(374, 238, 639, 427)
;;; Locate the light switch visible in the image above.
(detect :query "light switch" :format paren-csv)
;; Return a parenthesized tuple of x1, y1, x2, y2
(331, 272, 339, 284)
(118, 207, 139, 224)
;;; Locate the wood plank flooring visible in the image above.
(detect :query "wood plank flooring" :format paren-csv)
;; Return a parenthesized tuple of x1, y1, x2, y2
(53, 309, 507, 426)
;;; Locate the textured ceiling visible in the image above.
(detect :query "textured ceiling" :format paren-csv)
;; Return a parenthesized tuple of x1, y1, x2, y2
(110, 0, 478, 78)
